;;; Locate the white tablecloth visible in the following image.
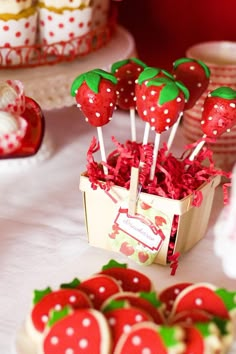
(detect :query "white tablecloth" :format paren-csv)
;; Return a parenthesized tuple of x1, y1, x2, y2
(0, 106, 235, 353)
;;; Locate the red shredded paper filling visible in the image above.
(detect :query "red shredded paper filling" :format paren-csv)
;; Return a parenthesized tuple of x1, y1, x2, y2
(85, 137, 231, 270)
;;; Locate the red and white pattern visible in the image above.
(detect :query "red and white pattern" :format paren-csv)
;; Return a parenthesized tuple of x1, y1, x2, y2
(0, 10, 38, 65)
(0, 117, 27, 156)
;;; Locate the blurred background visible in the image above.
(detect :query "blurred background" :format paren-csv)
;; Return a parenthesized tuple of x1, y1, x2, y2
(117, 0, 236, 70)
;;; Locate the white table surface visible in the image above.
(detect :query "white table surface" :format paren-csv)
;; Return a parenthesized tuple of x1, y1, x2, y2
(1, 106, 236, 353)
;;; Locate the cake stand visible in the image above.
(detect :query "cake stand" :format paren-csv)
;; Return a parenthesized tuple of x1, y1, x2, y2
(1, 27, 136, 111)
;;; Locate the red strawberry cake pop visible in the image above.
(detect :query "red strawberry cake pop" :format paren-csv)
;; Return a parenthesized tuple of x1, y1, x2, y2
(20, 260, 236, 354)
(172, 58, 210, 110)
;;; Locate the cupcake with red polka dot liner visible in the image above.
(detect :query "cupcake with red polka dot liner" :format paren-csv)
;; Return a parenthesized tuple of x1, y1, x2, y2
(38, 0, 96, 56)
(0, 79, 53, 171)
(0, 0, 38, 66)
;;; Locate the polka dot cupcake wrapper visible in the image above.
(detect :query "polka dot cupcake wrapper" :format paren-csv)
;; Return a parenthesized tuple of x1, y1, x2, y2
(0, 80, 26, 116)
(0, 117, 27, 156)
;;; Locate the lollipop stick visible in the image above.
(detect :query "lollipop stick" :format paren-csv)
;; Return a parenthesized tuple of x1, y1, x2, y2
(97, 126, 108, 175)
(150, 133, 161, 181)
(166, 113, 183, 152)
(130, 107, 136, 142)
(142, 122, 150, 145)
(188, 135, 207, 162)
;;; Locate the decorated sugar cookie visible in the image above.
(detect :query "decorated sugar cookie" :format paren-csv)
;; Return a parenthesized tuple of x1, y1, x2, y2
(99, 259, 153, 293)
(42, 307, 111, 354)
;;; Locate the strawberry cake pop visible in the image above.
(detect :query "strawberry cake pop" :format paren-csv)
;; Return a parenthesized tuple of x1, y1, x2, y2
(189, 86, 236, 161)
(71, 68, 118, 174)
(111, 57, 147, 141)
(172, 57, 211, 110)
(136, 67, 189, 180)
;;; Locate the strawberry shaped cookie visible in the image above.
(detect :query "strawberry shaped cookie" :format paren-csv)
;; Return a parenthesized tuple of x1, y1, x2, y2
(71, 68, 117, 128)
(101, 291, 165, 325)
(42, 307, 111, 354)
(103, 299, 152, 350)
(78, 274, 122, 309)
(172, 57, 210, 110)
(169, 283, 236, 320)
(201, 86, 236, 138)
(100, 259, 153, 293)
(113, 322, 185, 354)
(27, 287, 92, 340)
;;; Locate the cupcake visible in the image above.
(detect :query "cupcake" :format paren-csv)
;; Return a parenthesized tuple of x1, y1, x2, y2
(38, 0, 93, 56)
(0, 0, 38, 66)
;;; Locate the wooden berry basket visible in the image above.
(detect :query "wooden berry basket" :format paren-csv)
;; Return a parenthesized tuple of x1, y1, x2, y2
(80, 173, 221, 266)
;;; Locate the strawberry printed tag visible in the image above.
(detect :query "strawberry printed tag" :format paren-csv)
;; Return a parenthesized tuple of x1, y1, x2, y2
(109, 199, 172, 265)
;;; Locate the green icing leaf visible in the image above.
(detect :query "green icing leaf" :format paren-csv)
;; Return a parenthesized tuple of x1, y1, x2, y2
(211, 86, 236, 100)
(47, 306, 71, 328)
(111, 59, 130, 73)
(70, 73, 85, 96)
(103, 299, 126, 312)
(175, 80, 190, 101)
(212, 317, 230, 335)
(93, 69, 118, 85)
(158, 326, 179, 347)
(195, 322, 212, 337)
(215, 288, 236, 312)
(137, 67, 161, 84)
(146, 77, 173, 87)
(139, 292, 162, 308)
(102, 259, 127, 270)
(60, 278, 80, 289)
(84, 72, 101, 94)
(33, 287, 52, 305)
(173, 57, 211, 78)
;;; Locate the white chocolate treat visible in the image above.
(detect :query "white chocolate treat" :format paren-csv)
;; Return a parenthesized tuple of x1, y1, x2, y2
(39, 0, 91, 9)
(0, 82, 18, 111)
(0, 111, 19, 135)
(0, 0, 32, 15)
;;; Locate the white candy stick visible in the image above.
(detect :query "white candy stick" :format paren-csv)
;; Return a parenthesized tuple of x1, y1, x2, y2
(142, 122, 150, 145)
(188, 134, 207, 162)
(167, 113, 183, 151)
(130, 107, 136, 142)
(97, 126, 108, 175)
(150, 133, 161, 181)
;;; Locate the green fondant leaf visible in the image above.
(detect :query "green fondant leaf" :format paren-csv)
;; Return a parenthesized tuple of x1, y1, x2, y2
(159, 326, 179, 347)
(111, 59, 130, 73)
(215, 288, 236, 312)
(102, 259, 127, 270)
(161, 69, 175, 80)
(137, 67, 160, 84)
(173, 57, 194, 69)
(103, 299, 126, 312)
(212, 317, 229, 336)
(47, 306, 71, 328)
(210, 87, 236, 100)
(139, 292, 162, 307)
(33, 287, 52, 305)
(70, 73, 85, 96)
(130, 57, 147, 68)
(146, 77, 173, 87)
(197, 59, 211, 78)
(84, 72, 101, 94)
(60, 278, 81, 289)
(175, 80, 190, 101)
(159, 83, 179, 105)
(92, 69, 118, 85)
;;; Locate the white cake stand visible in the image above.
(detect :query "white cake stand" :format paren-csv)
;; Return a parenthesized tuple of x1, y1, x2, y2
(1, 26, 136, 111)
